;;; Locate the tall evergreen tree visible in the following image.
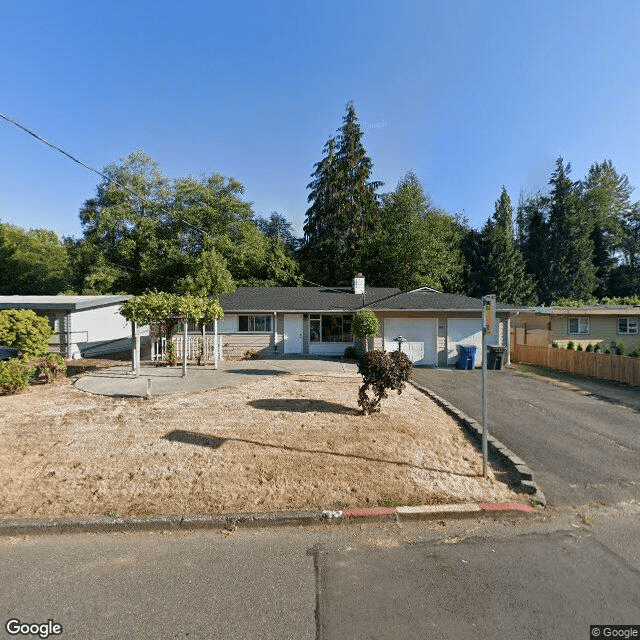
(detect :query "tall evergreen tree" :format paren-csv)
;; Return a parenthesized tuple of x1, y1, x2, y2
(516, 192, 551, 303)
(610, 200, 640, 295)
(582, 160, 631, 297)
(300, 102, 382, 285)
(370, 171, 466, 291)
(466, 188, 536, 304)
(546, 157, 597, 301)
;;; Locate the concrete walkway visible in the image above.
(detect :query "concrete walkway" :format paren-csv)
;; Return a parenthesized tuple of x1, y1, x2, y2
(74, 358, 359, 397)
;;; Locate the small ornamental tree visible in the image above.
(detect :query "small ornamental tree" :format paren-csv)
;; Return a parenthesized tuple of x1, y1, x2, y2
(352, 310, 380, 353)
(120, 292, 224, 340)
(0, 309, 52, 359)
(357, 349, 412, 415)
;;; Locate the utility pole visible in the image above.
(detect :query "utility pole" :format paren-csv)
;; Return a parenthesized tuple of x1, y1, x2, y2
(482, 294, 496, 479)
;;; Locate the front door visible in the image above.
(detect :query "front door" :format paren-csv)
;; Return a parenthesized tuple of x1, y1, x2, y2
(284, 314, 303, 354)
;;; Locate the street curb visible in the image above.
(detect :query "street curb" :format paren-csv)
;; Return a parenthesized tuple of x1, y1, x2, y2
(409, 381, 547, 506)
(0, 502, 540, 537)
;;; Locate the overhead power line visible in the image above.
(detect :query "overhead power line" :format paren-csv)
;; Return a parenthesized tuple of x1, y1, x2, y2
(0, 111, 212, 239)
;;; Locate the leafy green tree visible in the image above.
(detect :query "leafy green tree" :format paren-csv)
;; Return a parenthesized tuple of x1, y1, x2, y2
(255, 212, 300, 251)
(72, 150, 301, 294)
(73, 150, 169, 294)
(546, 157, 597, 301)
(368, 172, 466, 291)
(0, 223, 70, 294)
(465, 188, 536, 304)
(300, 102, 382, 285)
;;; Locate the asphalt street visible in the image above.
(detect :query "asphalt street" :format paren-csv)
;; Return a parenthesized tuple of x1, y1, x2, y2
(3, 508, 640, 640)
(411, 367, 640, 508)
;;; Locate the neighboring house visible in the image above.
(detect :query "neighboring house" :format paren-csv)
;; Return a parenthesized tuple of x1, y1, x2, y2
(0, 295, 148, 359)
(212, 274, 516, 366)
(515, 305, 640, 352)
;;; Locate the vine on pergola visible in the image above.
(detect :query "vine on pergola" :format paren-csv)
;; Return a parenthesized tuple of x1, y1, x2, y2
(119, 292, 224, 339)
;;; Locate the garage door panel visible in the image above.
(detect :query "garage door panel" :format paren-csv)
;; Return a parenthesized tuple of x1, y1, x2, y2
(383, 318, 437, 366)
(447, 318, 498, 367)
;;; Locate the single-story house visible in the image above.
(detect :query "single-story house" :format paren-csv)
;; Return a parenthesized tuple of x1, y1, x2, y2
(514, 305, 640, 352)
(0, 295, 148, 359)
(210, 274, 515, 367)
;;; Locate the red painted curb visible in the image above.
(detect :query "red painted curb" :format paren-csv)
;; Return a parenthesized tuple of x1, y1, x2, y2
(480, 502, 537, 513)
(343, 507, 397, 517)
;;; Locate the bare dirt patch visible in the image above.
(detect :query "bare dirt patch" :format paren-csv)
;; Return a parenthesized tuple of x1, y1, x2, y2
(0, 371, 525, 518)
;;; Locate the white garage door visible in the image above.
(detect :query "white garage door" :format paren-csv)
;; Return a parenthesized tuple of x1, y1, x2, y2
(447, 318, 498, 367)
(383, 318, 438, 366)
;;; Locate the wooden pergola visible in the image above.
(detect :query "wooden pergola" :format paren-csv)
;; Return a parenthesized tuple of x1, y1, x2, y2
(131, 315, 219, 378)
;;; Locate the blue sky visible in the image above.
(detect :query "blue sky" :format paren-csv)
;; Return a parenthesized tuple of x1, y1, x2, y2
(2, 0, 640, 240)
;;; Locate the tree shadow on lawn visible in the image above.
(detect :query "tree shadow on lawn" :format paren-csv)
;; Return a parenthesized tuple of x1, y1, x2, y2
(248, 398, 358, 415)
(163, 429, 480, 479)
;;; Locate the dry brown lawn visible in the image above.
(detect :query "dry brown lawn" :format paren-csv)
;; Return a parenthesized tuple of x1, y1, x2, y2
(0, 368, 525, 519)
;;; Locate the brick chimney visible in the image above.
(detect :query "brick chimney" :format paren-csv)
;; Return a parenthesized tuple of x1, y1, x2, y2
(352, 273, 365, 295)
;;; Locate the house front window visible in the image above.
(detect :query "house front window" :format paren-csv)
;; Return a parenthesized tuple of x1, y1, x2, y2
(568, 317, 589, 335)
(239, 315, 272, 332)
(309, 314, 353, 342)
(618, 317, 638, 335)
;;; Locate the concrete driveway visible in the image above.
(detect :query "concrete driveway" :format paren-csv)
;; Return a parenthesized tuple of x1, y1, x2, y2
(410, 366, 640, 508)
(74, 357, 359, 397)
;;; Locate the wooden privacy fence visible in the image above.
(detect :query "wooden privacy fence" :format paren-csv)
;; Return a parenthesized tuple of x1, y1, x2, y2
(512, 343, 640, 387)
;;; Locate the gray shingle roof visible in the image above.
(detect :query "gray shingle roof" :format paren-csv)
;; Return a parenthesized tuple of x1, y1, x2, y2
(217, 287, 518, 313)
(0, 295, 130, 311)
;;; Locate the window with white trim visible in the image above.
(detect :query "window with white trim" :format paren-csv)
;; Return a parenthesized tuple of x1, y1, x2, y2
(618, 317, 638, 335)
(309, 314, 353, 342)
(239, 315, 272, 332)
(568, 317, 589, 335)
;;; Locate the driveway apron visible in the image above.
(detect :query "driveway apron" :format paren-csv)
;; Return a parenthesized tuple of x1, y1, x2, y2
(411, 367, 640, 508)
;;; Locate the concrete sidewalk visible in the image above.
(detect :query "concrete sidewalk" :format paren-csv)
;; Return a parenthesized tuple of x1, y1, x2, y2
(74, 358, 359, 397)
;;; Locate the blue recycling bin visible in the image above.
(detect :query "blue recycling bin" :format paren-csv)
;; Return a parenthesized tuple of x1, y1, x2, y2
(456, 345, 477, 370)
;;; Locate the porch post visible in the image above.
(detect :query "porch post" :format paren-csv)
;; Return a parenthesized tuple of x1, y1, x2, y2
(273, 311, 277, 356)
(131, 322, 136, 373)
(202, 320, 206, 365)
(214, 317, 218, 370)
(505, 316, 511, 365)
(136, 324, 141, 376)
(182, 318, 188, 378)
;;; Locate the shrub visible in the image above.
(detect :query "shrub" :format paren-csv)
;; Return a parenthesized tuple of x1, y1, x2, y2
(576, 344, 583, 351)
(164, 342, 177, 366)
(357, 349, 412, 415)
(616, 342, 626, 356)
(551, 341, 558, 348)
(593, 343, 601, 352)
(585, 343, 594, 352)
(604, 348, 611, 355)
(343, 346, 358, 360)
(0, 359, 36, 394)
(631, 348, 640, 358)
(566, 341, 575, 350)
(352, 310, 380, 340)
(0, 309, 52, 359)
(26, 353, 67, 383)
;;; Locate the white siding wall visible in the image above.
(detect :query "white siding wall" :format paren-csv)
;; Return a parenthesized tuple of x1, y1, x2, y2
(68, 305, 148, 359)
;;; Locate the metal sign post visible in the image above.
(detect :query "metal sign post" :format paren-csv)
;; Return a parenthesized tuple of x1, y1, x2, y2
(481, 294, 496, 480)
